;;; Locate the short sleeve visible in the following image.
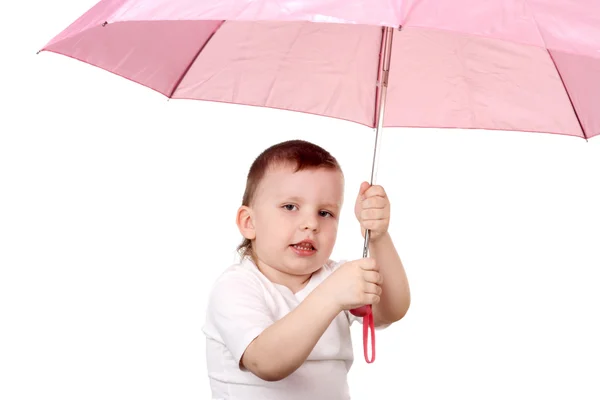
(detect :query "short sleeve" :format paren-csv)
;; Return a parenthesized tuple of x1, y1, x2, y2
(205, 270, 276, 365)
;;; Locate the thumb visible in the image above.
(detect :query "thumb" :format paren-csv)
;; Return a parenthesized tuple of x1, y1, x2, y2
(358, 181, 370, 199)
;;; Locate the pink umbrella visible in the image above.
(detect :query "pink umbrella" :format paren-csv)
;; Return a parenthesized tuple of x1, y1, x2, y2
(39, 0, 600, 364)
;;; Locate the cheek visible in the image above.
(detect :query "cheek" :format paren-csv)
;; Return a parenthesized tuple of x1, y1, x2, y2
(257, 212, 291, 237)
(323, 220, 338, 239)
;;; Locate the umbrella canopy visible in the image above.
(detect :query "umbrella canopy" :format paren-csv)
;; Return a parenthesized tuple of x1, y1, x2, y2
(39, 0, 600, 365)
(41, 0, 600, 139)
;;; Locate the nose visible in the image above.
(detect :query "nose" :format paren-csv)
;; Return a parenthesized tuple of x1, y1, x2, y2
(301, 212, 319, 232)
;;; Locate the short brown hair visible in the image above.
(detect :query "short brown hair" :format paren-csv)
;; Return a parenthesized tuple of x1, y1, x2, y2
(237, 139, 342, 260)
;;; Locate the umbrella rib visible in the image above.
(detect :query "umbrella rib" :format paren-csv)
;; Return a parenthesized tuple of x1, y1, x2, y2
(372, 26, 387, 129)
(545, 51, 588, 141)
(524, 0, 588, 140)
(168, 20, 226, 98)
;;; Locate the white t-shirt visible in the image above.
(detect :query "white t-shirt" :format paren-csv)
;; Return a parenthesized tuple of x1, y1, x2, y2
(202, 257, 362, 400)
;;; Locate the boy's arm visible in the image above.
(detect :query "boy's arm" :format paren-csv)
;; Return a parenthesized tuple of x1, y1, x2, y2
(369, 232, 411, 326)
(240, 286, 339, 381)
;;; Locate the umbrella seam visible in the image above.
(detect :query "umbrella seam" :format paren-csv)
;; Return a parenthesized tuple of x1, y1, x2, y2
(168, 20, 225, 98)
(525, 0, 588, 140)
(263, 23, 306, 107)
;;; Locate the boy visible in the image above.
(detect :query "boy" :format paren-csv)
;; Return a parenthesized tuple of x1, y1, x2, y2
(203, 139, 410, 399)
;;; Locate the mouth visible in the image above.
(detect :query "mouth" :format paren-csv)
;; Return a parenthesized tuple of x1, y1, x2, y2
(290, 240, 317, 252)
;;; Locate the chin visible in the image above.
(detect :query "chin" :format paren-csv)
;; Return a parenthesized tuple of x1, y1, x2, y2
(293, 257, 327, 273)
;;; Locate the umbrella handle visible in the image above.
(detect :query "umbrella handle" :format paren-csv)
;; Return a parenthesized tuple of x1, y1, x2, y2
(348, 229, 377, 363)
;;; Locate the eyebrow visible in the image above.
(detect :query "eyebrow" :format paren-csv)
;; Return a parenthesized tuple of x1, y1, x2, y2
(285, 196, 340, 210)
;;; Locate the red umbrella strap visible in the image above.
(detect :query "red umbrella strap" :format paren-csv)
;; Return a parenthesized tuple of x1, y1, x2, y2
(362, 309, 376, 363)
(350, 304, 376, 363)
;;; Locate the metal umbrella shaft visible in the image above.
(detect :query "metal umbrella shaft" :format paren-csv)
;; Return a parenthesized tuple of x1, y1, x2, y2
(350, 26, 394, 364)
(364, 26, 394, 258)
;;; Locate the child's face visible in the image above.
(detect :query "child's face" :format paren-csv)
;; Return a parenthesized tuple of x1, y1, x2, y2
(250, 164, 344, 277)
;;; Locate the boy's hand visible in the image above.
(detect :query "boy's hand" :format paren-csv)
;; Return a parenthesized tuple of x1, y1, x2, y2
(318, 258, 382, 312)
(354, 182, 390, 242)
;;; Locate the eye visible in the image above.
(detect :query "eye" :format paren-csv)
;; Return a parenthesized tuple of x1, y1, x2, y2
(319, 210, 334, 218)
(282, 204, 298, 211)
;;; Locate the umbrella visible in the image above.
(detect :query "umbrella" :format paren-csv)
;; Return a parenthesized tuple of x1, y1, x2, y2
(38, 0, 600, 364)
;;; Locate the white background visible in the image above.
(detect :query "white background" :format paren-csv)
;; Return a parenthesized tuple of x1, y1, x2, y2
(2, 1, 600, 399)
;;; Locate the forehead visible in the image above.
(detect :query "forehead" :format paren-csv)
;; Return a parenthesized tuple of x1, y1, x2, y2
(256, 164, 344, 203)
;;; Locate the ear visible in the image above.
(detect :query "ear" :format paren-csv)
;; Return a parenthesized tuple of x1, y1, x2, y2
(236, 205, 256, 240)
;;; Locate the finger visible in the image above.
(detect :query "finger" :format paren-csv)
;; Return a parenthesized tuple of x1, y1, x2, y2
(361, 208, 388, 221)
(359, 258, 378, 271)
(361, 196, 388, 209)
(364, 293, 381, 305)
(364, 185, 387, 198)
(360, 219, 387, 227)
(363, 271, 383, 285)
(360, 219, 389, 234)
(362, 281, 382, 295)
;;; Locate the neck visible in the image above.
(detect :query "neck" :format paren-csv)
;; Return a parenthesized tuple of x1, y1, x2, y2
(252, 257, 313, 294)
